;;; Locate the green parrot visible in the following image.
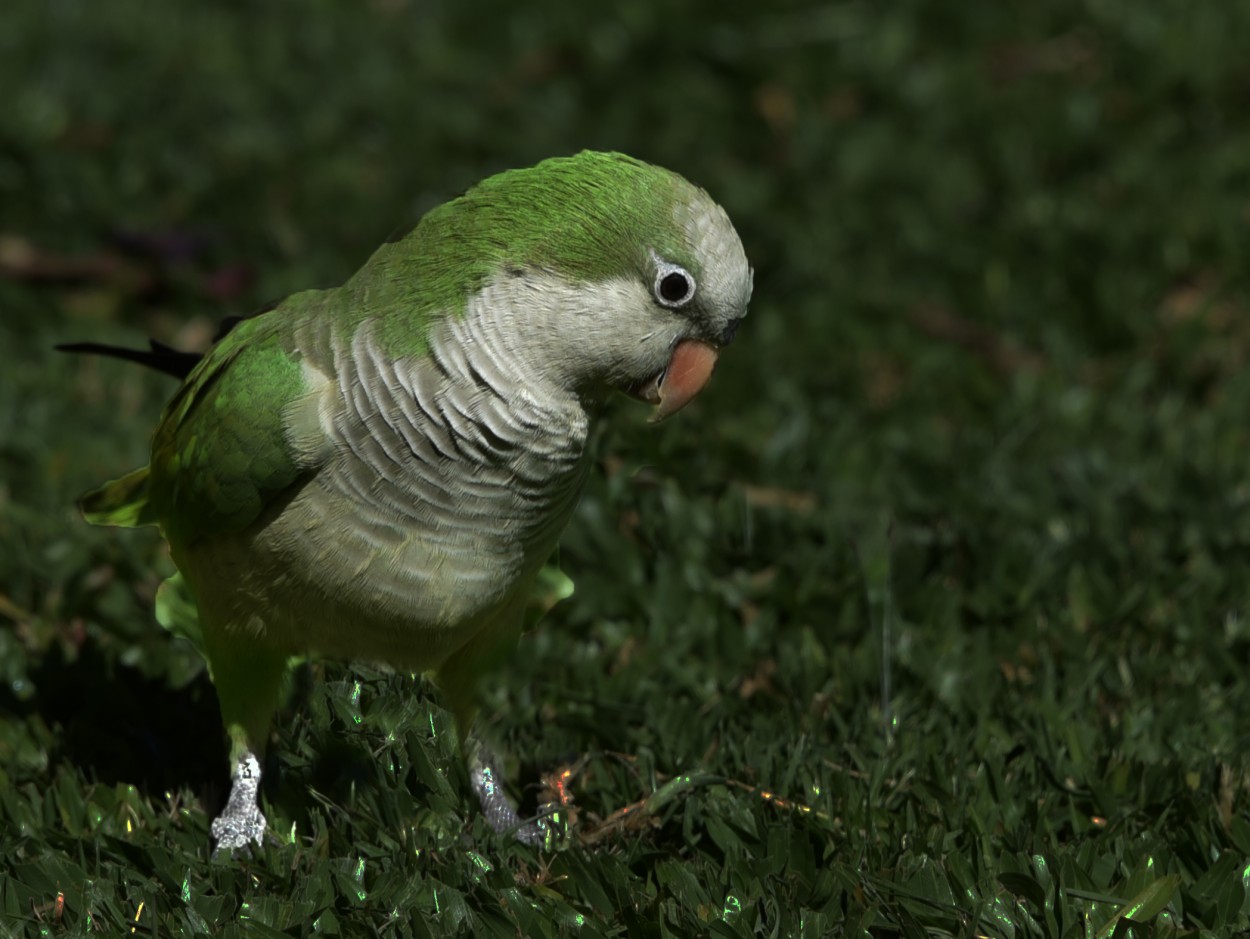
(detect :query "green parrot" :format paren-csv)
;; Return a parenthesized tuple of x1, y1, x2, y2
(67, 151, 752, 853)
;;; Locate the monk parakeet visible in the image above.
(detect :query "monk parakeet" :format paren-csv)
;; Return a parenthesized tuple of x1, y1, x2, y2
(66, 151, 752, 853)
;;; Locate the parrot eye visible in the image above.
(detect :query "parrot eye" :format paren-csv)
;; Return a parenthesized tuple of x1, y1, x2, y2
(654, 262, 696, 308)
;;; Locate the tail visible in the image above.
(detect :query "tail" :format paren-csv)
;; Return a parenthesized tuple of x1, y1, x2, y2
(80, 466, 157, 528)
(55, 339, 203, 379)
(56, 309, 260, 379)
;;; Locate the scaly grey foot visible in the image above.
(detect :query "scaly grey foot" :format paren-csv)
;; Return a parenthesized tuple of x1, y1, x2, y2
(210, 751, 268, 857)
(467, 743, 548, 846)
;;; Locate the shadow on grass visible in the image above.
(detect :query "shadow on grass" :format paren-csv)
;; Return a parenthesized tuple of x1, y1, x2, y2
(0, 644, 393, 830)
(0, 640, 225, 798)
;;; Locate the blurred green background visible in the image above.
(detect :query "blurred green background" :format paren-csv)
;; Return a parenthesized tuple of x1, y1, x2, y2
(3, 1, 1250, 935)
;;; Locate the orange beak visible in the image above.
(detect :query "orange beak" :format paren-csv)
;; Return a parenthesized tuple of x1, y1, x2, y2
(634, 339, 720, 422)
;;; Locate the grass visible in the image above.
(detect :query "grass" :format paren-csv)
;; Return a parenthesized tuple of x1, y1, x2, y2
(3, 0, 1250, 935)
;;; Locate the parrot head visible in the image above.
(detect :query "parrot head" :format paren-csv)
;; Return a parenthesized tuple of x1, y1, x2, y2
(383, 151, 753, 420)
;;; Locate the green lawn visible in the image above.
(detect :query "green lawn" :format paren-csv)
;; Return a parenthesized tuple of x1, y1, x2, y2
(3, 1, 1250, 936)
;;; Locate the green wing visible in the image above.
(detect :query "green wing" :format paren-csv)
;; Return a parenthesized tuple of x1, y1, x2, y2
(77, 305, 317, 544)
(147, 296, 328, 548)
(77, 316, 309, 537)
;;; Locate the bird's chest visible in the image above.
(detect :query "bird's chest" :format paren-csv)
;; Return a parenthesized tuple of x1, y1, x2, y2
(287, 374, 591, 632)
(225, 319, 597, 666)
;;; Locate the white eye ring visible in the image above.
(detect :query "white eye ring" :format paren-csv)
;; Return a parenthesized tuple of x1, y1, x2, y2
(653, 261, 696, 308)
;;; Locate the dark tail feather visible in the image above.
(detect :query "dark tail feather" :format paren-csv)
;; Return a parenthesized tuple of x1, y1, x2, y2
(55, 339, 204, 379)
(56, 302, 272, 378)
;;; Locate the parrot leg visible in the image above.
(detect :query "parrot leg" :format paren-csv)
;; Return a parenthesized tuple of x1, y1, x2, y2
(201, 627, 289, 857)
(434, 596, 554, 845)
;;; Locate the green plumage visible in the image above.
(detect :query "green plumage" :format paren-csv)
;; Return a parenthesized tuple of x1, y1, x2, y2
(80, 302, 317, 544)
(80, 465, 156, 528)
(151, 316, 305, 546)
